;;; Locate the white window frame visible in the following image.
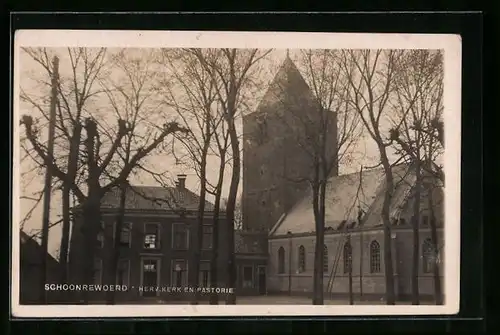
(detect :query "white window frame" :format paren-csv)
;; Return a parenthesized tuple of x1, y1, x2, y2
(171, 223, 189, 250)
(139, 257, 161, 297)
(143, 222, 161, 250)
(113, 221, 133, 248)
(199, 260, 211, 287)
(171, 259, 189, 287)
(201, 224, 213, 250)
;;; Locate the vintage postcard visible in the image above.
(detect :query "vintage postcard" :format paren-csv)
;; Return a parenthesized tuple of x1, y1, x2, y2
(11, 30, 461, 317)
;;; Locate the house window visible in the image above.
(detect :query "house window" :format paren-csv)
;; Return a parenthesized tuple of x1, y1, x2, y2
(93, 258, 102, 285)
(202, 225, 213, 250)
(298, 245, 306, 273)
(114, 222, 132, 247)
(422, 238, 436, 273)
(277, 247, 285, 274)
(143, 223, 160, 249)
(142, 259, 160, 296)
(343, 242, 352, 274)
(323, 245, 329, 273)
(199, 261, 211, 287)
(116, 259, 130, 286)
(370, 240, 381, 273)
(172, 223, 189, 250)
(97, 221, 105, 248)
(422, 215, 429, 226)
(243, 266, 253, 288)
(172, 260, 188, 286)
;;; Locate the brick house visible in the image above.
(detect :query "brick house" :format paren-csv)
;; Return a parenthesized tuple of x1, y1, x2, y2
(19, 230, 60, 304)
(68, 174, 231, 303)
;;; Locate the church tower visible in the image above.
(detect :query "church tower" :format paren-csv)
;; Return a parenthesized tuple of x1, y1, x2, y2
(242, 54, 338, 232)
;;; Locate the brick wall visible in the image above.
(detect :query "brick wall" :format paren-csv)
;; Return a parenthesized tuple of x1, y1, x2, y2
(68, 212, 229, 302)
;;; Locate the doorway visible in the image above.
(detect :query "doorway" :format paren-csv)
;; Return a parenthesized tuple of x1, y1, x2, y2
(141, 259, 159, 297)
(257, 266, 266, 295)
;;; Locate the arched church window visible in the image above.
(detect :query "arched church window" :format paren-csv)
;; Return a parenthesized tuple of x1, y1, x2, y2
(298, 245, 306, 273)
(278, 247, 285, 274)
(370, 240, 381, 273)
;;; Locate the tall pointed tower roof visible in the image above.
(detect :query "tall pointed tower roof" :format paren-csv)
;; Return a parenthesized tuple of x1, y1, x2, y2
(252, 55, 314, 115)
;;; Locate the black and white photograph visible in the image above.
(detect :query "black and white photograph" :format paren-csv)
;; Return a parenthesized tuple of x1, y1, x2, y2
(11, 30, 461, 317)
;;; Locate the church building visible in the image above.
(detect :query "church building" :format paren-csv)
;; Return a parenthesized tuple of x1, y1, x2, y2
(240, 55, 444, 302)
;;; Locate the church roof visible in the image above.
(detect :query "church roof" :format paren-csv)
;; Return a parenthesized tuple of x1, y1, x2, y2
(270, 164, 422, 236)
(249, 55, 315, 117)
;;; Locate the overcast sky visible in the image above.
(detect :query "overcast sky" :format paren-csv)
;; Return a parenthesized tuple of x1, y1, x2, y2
(18, 47, 402, 256)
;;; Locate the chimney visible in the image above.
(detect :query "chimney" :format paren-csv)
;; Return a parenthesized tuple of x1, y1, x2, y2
(177, 174, 187, 189)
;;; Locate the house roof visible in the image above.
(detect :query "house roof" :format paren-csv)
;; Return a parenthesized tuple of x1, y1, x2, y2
(248, 56, 315, 117)
(271, 164, 424, 236)
(99, 185, 215, 212)
(20, 230, 59, 267)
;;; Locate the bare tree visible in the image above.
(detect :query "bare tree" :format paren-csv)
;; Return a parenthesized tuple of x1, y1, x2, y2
(156, 49, 224, 304)
(20, 47, 108, 301)
(339, 49, 406, 305)
(20, 48, 188, 303)
(206, 115, 231, 305)
(94, 49, 170, 304)
(275, 51, 361, 304)
(389, 50, 444, 305)
(191, 48, 271, 304)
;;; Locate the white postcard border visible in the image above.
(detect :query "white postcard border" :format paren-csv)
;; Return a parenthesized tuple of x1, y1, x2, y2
(11, 30, 462, 318)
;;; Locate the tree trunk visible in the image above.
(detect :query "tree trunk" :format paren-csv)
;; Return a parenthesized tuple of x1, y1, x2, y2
(39, 56, 59, 304)
(411, 163, 422, 305)
(209, 191, 222, 305)
(80, 119, 101, 304)
(225, 119, 240, 305)
(80, 196, 101, 304)
(427, 185, 443, 305)
(312, 180, 326, 305)
(348, 236, 354, 305)
(380, 151, 396, 305)
(59, 123, 82, 302)
(190, 151, 208, 305)
(209, 149, 227, 305)
(105, 181, 127, 304)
